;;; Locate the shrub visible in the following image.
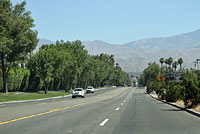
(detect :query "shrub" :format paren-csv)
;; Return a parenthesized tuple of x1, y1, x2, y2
(181, 72, 200, 107)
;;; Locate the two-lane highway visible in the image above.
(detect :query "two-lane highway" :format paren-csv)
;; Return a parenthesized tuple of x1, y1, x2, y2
(0, 87, 199, 134)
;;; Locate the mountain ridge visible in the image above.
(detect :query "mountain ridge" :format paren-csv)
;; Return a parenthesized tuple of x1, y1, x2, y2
(37, 30, 200, 72)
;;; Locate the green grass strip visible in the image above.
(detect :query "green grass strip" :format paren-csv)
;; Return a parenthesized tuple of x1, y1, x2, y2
(0, 91, 72, 102)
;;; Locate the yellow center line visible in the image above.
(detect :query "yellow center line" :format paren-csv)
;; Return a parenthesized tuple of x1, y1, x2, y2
(0, 89, 125, 126)
(36, 103, 48, 105)
(0, 108, 8, 110)
(1, 87, 121, 110)
(0, 102, 48, 111)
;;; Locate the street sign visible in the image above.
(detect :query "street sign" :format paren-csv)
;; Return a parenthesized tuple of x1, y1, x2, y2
(157, 75, 165, 82)
(164, 72, 184, 81)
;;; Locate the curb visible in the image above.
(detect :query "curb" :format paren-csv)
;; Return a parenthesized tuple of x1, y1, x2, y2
(0, 87, 107, 105)
(149, 94, 200, 118)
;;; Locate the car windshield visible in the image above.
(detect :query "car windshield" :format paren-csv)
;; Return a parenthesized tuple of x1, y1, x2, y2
(74, 89, 82, 91)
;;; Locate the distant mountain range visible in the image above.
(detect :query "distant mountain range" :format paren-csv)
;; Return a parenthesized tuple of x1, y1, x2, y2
(37, 30, 200, 72)
(36, 38, 55, 50)
(124, 30, 200, 50)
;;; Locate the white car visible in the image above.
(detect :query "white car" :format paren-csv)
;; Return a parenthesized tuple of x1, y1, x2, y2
(72, 88, 85, 98)
(86, 86, 95, 93)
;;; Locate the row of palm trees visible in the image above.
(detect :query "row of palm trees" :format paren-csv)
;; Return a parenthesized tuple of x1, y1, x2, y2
(194, 59, 200, 70)
(159, 57, 183, 73)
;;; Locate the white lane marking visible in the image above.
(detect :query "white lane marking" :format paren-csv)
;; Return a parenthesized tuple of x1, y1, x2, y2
(123, 91, 133, 102)
(66, 130, 72, 133)
(100, 119, 109, 126)
(121, 103, 123, 105)
(116, 107, 120, 111)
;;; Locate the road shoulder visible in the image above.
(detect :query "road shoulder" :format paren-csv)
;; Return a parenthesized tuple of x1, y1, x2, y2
(149, 93, 200, 117)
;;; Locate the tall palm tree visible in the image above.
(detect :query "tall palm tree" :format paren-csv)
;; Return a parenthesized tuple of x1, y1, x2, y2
(110, 54, 115, 66)
(159, 58, 164, 73)
(178, 58, 183, 71)
(173, 61, 178, 72)
(168, 57, 173, 72)
(168, 57, 173, 66)
(194, 61, 197, 70)
(196, 59, 200, 70)
(165, 59, 169, 72)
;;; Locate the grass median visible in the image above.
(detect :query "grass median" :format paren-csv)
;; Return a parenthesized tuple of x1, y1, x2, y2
(0, 91, 72, 102)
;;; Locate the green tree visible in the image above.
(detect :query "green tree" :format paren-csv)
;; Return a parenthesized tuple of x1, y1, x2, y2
(164, 59, 169, 72)
(178, 58, 183, 71)
(182, 71, 200, 107)
(168, 57, 173, 71)
(29, 47, 66, 94)
(141, 62, 161, 93)
(159, 58, 164, 73)
(110, 55, 115, 66)
(0, 1, 38, 93)
(31, 49, 53, 94)
(194, 61, 197, 70)
(172, 61, 178, 72)
(68, 40, 88, 88)
(27, 40, 130, 93)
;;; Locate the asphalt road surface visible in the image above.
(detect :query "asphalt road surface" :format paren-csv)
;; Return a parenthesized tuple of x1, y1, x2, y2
(0, 87, 199, 134)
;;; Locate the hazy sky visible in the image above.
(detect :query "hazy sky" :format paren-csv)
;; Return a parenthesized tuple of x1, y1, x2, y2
(11, 0, 200, 44)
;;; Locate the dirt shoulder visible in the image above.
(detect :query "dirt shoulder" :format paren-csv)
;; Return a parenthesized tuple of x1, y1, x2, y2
(149, 92, 200, 114)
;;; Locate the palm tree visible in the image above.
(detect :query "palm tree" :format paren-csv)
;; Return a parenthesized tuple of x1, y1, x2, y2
(196, 59, 200, 70)
(168, 57, 173, 72)
(168, 57, 173, 66)
(110, 55, 115, 66)
(194, 61, 197, 70)
(178, 58, 183, 71)
(159, 58, 164, 73)
(173, 61, 178, 72)
(164, 59, 169, 71)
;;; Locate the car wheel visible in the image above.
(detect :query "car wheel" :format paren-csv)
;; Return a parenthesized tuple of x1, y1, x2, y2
(72, 96, 75, 98)
(82, 96, 85, 98)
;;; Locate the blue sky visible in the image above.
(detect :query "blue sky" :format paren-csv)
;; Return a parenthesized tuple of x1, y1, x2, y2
(11, 0, 200, 44)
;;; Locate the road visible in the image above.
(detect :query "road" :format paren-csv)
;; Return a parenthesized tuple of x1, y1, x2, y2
(0, 87, 199, 134)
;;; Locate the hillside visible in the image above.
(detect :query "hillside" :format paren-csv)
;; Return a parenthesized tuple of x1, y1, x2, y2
(123, 30, 200, 50)
(82, 30, 200, 72)
(36, 30, 200, 72)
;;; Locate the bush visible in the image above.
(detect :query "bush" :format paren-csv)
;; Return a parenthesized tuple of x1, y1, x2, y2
(182, 76, 200, 107)
(165, 81, 183, 102)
